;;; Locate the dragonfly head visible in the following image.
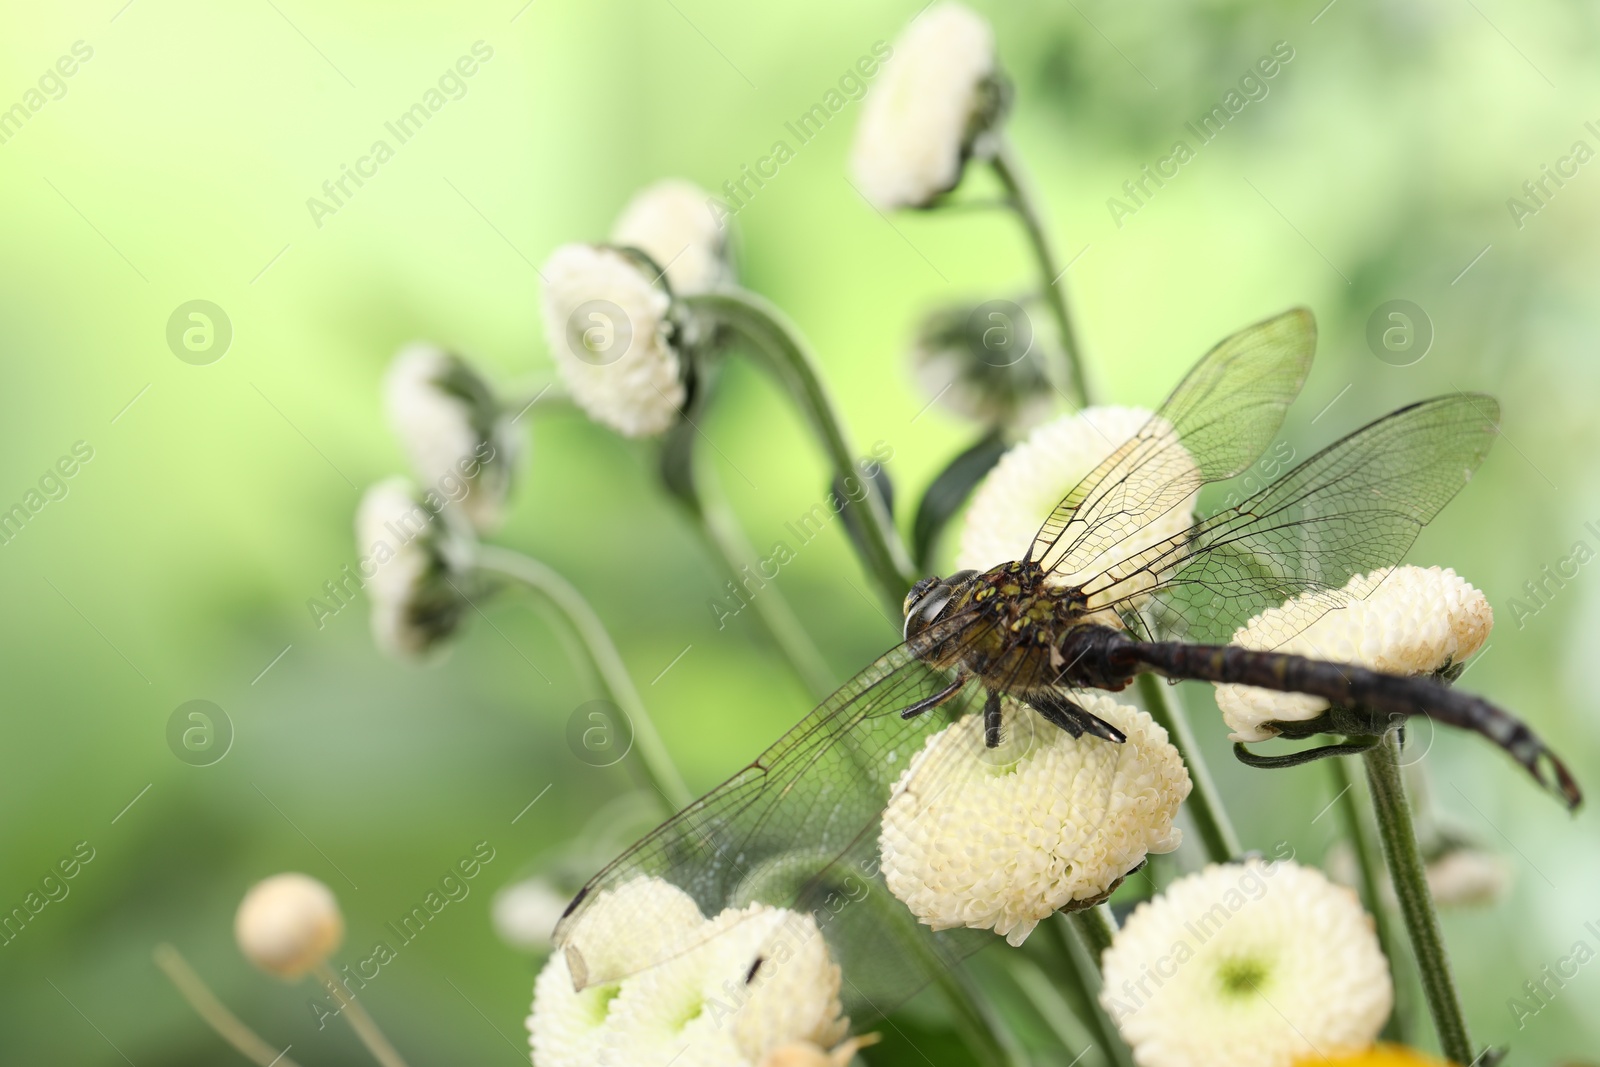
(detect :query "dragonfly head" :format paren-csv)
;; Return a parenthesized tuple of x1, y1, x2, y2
(903, 570, 979, 642)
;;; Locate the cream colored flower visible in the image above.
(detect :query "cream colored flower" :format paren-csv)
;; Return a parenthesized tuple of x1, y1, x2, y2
(354, 478, 467, 660)
(1216, 566, 1493, 743)
(235, 873, 343, 980)
(879, 693, 1189, 946)
(540, 244, 685, 437)
(956, 407, 1199, 613)
(383, 343, 519, 531)
(611, 179, 730, 295)
(850, 3, 999, 209)
(1101, 859, 1393, 1067)
(531, 878, 850, 1067)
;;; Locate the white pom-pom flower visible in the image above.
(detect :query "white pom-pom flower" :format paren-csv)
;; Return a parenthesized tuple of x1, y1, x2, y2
(879, 693, 1189, 946)
(383, 343, 519, 531)
(531, 878, 850, 1067)
(354, 478, 466, 660)
(541, 244, 686, 438)
(1100, 859, 1393, 1067)
(494, 877, 573, 953)
(235, 873, 344, 980)
(1216, 566, 1493, 743)
(956, 407, 1199, 613)
(850, 2, 999, 210)
(611, 179, 730, 296)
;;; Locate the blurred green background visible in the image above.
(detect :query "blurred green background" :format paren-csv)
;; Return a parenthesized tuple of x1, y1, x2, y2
(3, 0, 1598, 1063)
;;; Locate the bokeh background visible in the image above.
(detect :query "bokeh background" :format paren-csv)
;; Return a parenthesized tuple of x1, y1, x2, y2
(3, 0, 1598, 1062)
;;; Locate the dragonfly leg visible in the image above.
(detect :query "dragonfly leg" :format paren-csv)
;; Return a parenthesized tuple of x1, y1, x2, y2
(898, 671, 968, 720)
(1025, 689, 1128, 743)
(983, 690, 1002, 748)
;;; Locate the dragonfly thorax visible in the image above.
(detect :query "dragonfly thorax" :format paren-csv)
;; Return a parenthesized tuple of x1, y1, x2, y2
(903, 560, 1094, 680)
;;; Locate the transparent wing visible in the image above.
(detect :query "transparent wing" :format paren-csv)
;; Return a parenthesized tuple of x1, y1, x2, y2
(1029, 308, 1316, 582)
(1088, 393, 1500, 645)
(552, 612, 1123, 1018)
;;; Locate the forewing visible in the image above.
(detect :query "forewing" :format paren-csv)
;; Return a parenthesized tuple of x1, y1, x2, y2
(1092, 393, 1501, 644)
(1029, 308, 1316, 579)
(552, 611, 998, 1014)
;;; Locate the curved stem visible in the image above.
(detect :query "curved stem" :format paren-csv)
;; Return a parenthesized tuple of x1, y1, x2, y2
(1136, 674, 1240, 862)
(1362, 732, 1474, 1065)
(685, 457, 835, 700)
(989, 134, 1091, 409)
(154, 945, 305, 1067)
(473, 545, 693, 813)
(313, 963, 411, 1067)
(1051, 914, 1139, 1067)
(1330, 756, 1413, 1045)
(684, 290, 918, 606)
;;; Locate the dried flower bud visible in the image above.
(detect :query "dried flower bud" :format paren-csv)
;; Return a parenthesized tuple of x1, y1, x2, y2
(234, 873, 343, 980)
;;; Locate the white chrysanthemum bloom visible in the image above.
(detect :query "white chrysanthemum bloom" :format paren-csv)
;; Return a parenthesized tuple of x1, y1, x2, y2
(956, 407, 1199, 611)
(611, 179, 731, 296)
(383, 343, 520, 531)
(531, 878, 850, 1067)
(850, 3, 999, 210)
(235, 873, 344, 980)
(354, 478, 466, 660)
(1216, 566, 1493, 743)
(494, 877, 572, 952)
(541, 244, 685, 438)
(879, 694, 1189, 946)
(1100, 859, 1393, 1067)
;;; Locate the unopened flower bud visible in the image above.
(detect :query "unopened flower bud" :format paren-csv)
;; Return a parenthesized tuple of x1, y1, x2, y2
(909, 299, 1052, 426)
(234, 873, 343, 980)
(611, 179, 732, 296)
(355, 477, 469, 660)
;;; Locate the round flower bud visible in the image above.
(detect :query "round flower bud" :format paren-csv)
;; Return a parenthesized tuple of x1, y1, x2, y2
(234, 873, 344, 980)
(493, 877, 572, 952)
(354, 477, 468, 661)
(383, 343, 521, 532)
(956, 407, 1199, 611)
(1424, 845, 1510, 908)
(540, 243, 686, 438)
(879, 693, 1189, 946)
(531, 877, 852, 1067)
(850, 2, 1004, 210)
(610, 179, 731, 296)
(1100, 859, 1393, 1067)
(908, 299, 1052, 427)
(1215, 566, 1493, 743)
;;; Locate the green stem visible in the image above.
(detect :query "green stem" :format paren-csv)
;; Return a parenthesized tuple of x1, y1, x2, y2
(154, 945, 305, 1067)
(1068, 905, 1117, 968)
(1051, 914, 1139, 1067)
(1136, 674, 1239, 862)
(1330, 755, 1412, 1045)
(1362, 732, 1474, 1065)
(682, 457, 835, 700)
(313, 963, 411, 1067)
(989, 134, 1091, 409)
(473, 545, 693, 813)
(684, 290, 918, 606)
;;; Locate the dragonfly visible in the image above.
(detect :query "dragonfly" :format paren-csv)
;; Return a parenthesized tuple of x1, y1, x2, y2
(554, 308, 1581, 1016)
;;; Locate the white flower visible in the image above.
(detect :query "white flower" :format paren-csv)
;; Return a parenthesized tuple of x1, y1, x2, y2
(235, 873, 344, 980)
(531, 878, 849, 1067)
(1100, 859, 1393, 1067)
(956, 407, 1199, 611)
(541, 244, 685, 438)
(611, 179, 730, 296)
(383, 343, 520, 531)
(850, 2, 999, 210)
(354, 478, 466, 660)
(1216, 566, 1493, 743)
(879, 693, 1189, 946)
(494, 878, 572, 952)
